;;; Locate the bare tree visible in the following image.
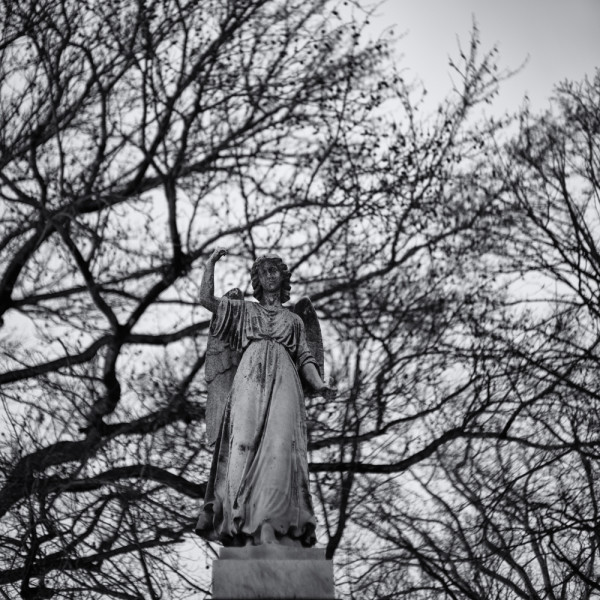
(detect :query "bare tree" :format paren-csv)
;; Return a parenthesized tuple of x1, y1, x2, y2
(0, 1, 519, 597)
(341, 72, 600, 600)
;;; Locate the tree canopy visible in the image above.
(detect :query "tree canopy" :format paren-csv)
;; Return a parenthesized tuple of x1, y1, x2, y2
(1, 0, 599, 598)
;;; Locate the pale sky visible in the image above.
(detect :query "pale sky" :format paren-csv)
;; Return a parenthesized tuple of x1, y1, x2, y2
(371, 0, 600, 113)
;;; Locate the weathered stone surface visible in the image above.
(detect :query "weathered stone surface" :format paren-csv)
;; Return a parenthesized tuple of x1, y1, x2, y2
(212, 546, 334, 599)
(219, 546, 326, 561)
(196, 253, 337, 549)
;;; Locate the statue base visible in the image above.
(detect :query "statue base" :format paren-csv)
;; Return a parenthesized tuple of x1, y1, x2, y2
(212, 546, 334, 599)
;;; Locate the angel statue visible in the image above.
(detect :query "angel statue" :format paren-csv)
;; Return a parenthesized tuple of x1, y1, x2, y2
(195, 248, 336, 547)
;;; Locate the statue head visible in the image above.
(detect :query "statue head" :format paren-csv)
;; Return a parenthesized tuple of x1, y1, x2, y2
(251, 254, 292, 304)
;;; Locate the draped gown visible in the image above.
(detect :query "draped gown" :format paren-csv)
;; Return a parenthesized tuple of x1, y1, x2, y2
(195, 297, 318, 546)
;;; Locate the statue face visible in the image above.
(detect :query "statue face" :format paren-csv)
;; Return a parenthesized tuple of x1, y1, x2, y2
(257, 261, 282, 295)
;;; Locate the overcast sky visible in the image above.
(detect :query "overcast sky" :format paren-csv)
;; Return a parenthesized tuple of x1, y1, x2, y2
(370, 0, 600, 113)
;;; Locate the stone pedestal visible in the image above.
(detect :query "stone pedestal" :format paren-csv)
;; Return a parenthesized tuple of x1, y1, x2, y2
(212, 546, 334, 599)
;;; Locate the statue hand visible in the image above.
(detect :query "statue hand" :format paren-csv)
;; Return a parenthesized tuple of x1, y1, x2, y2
(208, 247, 228, 264)
(319, 383, 337, 401)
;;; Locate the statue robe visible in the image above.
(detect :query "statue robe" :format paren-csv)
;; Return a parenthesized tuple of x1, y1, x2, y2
(196, 298, 318, 546)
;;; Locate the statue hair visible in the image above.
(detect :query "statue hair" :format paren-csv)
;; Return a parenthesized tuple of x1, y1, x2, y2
(251, 254, 292, 304)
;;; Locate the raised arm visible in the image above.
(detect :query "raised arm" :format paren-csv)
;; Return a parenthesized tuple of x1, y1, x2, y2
(199, 248, 227, 313)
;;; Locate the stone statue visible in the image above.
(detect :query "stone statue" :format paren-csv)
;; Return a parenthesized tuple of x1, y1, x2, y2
(195, 249, 336, 547)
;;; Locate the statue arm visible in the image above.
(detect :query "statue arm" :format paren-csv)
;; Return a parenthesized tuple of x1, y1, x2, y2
(199, 248, 227, 313)
(301, 362, 337, 400)
(294, 297, 336, 400)
(300, 362, 325, 391)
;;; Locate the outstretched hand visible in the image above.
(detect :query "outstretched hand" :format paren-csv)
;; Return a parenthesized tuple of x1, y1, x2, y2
(319, 383, 337, 401)
(208, 247, 227, 264)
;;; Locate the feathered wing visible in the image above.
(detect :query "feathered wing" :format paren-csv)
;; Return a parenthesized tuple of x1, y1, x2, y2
(293, 296, 324, 380)
(205, 288, 243, 447)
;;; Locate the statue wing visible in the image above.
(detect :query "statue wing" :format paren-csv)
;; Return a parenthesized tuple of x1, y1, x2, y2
(293, 296, 324, 379)
(205, 288, 243, 447)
